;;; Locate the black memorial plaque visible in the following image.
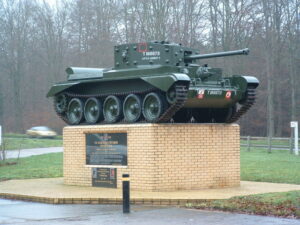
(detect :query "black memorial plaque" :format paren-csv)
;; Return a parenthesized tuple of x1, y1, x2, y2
(86, 133, 127, 166)
(92, 168, 117, 188)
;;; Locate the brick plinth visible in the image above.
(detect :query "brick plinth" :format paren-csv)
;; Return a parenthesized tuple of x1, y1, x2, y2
(63, 123, 240, 191)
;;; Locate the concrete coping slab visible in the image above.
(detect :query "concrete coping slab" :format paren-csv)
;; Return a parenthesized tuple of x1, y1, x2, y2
(1, 178, 300, 205)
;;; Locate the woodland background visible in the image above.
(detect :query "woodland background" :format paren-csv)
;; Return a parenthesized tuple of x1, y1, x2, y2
(0, 0, 299, 137)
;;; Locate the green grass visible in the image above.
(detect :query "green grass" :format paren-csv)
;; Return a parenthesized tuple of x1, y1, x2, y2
(0, 153, 62, 180)
(2, 137, 62, 150)
(187, 191, 300, 218)
(241, 147, 300, 184)
(1, 145, 299, 184)
(4, 133, 62, 139)
(3, 133, 28, 138)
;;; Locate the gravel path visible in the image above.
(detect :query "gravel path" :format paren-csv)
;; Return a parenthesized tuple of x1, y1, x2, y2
(4, 147, 63, 159)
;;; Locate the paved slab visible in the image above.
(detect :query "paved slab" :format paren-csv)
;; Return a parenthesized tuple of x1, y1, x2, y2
(0, 199, 299, 225)
(1, 178, 300, 205)
(5, 147, 63, 159)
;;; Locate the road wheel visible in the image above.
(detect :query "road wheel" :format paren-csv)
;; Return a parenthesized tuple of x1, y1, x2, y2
(123, 94, 142, 123)
(67, 98, 84, 125)
(142, 92, 165, 122)
(103, 95, 123, 123)
(84, 97, 103, 124)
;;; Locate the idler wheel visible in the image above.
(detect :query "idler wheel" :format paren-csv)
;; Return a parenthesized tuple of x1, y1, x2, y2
(123, 94, 142, 123)
(54, 93, 68, 113)
(142, 92, 164, 122)
(103, 95, 123, 123)
(67, 98, 84, 125)
(166, 85, 176, 104)
(84, 97, 103, 124)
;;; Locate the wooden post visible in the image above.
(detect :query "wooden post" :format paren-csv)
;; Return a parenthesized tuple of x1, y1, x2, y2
(247, 136, 251, 151)
(291, 121, 299, 155)
(268, 136, 272, 153)
(290, 131, 294, 154)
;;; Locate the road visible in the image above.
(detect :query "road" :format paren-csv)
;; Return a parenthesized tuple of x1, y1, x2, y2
(4, 147, 63, 159)
(0, 199, 299, 225)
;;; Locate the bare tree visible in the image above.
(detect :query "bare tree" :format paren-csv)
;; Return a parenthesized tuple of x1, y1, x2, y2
(0, 0, 37, 132)
(285, 0, 300, 121)
(36, 0, 70, 83)
(0, 0, 298, 137)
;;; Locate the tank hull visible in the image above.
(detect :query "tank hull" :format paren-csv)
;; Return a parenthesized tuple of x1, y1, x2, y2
(47, 72, 257, 124)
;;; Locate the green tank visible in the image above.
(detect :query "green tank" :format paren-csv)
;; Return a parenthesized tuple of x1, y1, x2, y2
(47, 41, 259, 125)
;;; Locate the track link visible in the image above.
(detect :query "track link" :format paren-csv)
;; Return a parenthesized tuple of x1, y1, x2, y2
(226, 87, 256, 123)
(54, 82, 189, 125)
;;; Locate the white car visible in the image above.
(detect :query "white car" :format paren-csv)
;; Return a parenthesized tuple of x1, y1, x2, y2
(26, 126, 57, 138)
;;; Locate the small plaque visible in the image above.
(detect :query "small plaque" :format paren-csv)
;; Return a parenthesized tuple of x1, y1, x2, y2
(92, 168, 117, 188)
(86, 133, 127, 166)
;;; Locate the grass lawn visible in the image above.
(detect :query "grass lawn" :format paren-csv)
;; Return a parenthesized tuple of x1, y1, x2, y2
(241, 147, 300, 184)
(0, 153, 62, 180)
(3, 133, 29, 138)
(2, 137, 62, 150)
(4, 133, 62, 139)
(188, 191, 300, 218)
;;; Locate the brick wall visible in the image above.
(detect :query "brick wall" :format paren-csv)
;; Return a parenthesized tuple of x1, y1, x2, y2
(63, 124, 240, 191)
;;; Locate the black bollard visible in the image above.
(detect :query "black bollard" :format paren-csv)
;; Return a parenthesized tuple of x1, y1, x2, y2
(122, 174, 130, 213)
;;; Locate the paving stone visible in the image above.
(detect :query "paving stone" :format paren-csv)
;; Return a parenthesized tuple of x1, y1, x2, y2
(1, 178, 300, 205)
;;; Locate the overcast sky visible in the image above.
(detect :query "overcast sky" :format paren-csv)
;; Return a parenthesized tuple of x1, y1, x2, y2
(41, 0, 57, 6)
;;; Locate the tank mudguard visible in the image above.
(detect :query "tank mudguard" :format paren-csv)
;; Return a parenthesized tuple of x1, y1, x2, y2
(141, 73, 190, 92)
(46, 82, 80, 97)
(232, 75, 259, 92)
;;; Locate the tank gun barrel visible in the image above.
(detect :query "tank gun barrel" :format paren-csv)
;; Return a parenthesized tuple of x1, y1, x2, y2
(185, 48, 249, 60)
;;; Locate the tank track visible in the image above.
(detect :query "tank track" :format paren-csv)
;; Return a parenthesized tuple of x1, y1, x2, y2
(53, 100, 69, 124)
(54, 82, 189, 125)
(226, 87, 256, 123)
(157, 85, 188, 122)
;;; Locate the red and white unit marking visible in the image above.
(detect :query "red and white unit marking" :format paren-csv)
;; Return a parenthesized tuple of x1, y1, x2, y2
(225, 91, 232, 99)
(197, 89, 205, 99)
